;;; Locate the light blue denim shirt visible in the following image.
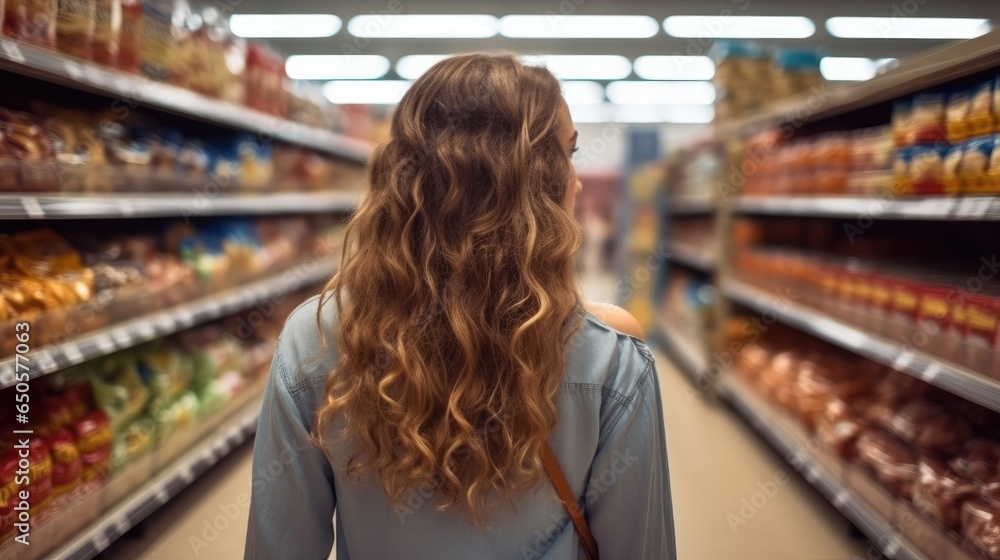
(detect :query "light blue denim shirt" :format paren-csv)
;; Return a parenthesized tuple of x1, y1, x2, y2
(245, 295, 676, 559)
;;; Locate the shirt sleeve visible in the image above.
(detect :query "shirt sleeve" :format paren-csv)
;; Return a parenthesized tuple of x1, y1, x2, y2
(245, 348, 337, 559)
(584, 357, 676, 559)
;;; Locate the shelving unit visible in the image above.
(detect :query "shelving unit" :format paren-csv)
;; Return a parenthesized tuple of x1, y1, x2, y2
(735, 196, 1000, 221)
(0, 258, 337, 388)
(45, 393, 263, 560)
(0, 192, 362, 220)
(667, 196, 715, 216)
(717, 374, 931, 560)
(0, 39, 372, 163)
(654, 319, 708, 386)
(667, 243, 716, 273)
(722, 278, 1000, 415)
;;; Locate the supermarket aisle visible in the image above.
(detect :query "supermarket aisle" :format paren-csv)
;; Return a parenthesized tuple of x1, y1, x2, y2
(102, 348, 868, 560)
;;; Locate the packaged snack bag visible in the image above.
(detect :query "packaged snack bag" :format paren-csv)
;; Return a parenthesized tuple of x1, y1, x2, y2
(943, 143, 965, 195)
(911, 93, 947, 145)
(947, 90, 971, 143)
(116, 0, 140, 72)
(69, 409, 113, 480)
(908, 144, 947, 195)
(912, 460, 977, 530)
(962, 136, 996, 193)
(47, 427, 82, 497)
(138, 0, 177, 81)
(969, 81, 995, 138)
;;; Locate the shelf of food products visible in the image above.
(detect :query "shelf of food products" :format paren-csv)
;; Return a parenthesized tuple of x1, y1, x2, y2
(0, 216, 344, 387)
(0, 1, 373, 160)
(715, 30, 1000, 142)
(741, 70, 1000, 199)
(654, 318, 708, 387)
(725, 319, 1000, 560)
(734, 246, 1000, 381)
(735, 195, 1000, 221)
(0, 287, 313, 560)
(659, 269, 714, 380)
(668, 217, 716, 272)
(0, 102, 368, 194)
(0, 191, 362, 220)
(712, 41, 823, 122)
(663, 141, 721, 208)
(718, 373, 931, 560)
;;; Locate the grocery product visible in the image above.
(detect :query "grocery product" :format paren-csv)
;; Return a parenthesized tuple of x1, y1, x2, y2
(2, 0, 57, 47)
(116, 0, 139, 72)
(55, 0, 96, 59)
(138, 0, 176, 81)
(91, 0, 119, 65)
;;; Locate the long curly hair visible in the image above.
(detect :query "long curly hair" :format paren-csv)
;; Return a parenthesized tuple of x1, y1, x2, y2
(312, 53, 584, 523)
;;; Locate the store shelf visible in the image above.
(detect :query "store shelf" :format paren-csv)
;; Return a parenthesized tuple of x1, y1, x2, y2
(667, 197, 715, 216)
(736, 196, 1000, 221)
(0, 39, 371, 163)
(668, 243, 716, 272)
(654, 319, 709, 387)
(0, 259, 336, 388)
(717, 374, 931, 560)
(722, 278, 1000, 415)
(47, 393, 263, 560)
(715, 29, 1000, 138)
(0, 191, 361, 220)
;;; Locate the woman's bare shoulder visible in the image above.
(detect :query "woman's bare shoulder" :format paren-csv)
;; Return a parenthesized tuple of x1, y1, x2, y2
(582, 301, 645, 340)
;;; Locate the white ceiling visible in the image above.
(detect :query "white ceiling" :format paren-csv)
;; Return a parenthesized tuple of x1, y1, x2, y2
(199, 0, 1000, 71)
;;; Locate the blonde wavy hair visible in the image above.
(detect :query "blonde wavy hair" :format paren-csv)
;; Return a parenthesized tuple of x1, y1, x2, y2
(313, 53, 584, 522)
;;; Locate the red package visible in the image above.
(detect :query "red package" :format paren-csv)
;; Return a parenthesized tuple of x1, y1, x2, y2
(966, 295, 1000, 378)
(962, 497, 1000, 559)
(2, 0, 57, 47)
(69, 410, 112, 479)
(917, 285, 951, 357)
(912, 459, 978, 529)
(47, 428, 82, 496)
(886, 400, 971, 456)
(856, 429, 920, 498)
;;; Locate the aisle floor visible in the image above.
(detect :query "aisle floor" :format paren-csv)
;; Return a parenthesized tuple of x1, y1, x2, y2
(101, 351, 870, 560)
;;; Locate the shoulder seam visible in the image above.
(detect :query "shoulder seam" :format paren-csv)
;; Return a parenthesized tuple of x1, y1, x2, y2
(560, 382, 630, 407)
(597, 355, 654, 448)
(289, 373, 330, 395)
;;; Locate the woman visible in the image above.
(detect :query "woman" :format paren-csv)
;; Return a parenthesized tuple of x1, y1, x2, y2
(245, 53, 675, 559)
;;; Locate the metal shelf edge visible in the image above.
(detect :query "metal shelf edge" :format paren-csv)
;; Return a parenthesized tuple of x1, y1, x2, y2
(735, 196, 1000, 221)
(0, 192, 362, 220)
(655, 319, 709, 387)
(718, 375, 931, 560)
(721, 278, 1000, 415)
(0, 259, 337, 387)
(667, 244, 717, 272)
(0, 40, 372, 163)
(47, 394, 263, 560)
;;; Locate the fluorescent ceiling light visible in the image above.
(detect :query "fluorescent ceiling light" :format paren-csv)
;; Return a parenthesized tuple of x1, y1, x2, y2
(230, 14, 341, 38)
(569, 103, 714, 124)
(826, 17, 990, 39)
(286, 55, 390, 80)
(820, 57, 898, 81)
(562, 81, 605, 105)
(522, 55, 632, 81)
(664, 15, 815, 39)
(499, 15, 658, 38)
(323, 80, 412, 105)
(606, 81, 716, 105)
(347, 14, 498, 38)
(633, 56, 715, 80)
(396, 55, 449, 79)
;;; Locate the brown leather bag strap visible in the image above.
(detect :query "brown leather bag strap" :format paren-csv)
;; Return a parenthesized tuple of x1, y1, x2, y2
(541, 443, 600, 560)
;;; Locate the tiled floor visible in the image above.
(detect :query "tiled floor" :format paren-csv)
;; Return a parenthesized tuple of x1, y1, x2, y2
(101, 348, 869, 560)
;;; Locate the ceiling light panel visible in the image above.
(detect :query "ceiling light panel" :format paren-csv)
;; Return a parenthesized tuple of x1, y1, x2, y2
(663, 15, 815, 39)
(820, 57, 899, 82)
(286, 55, 390, 80)
(230, 14, 341, 38)
(522, 55, 632, 81)
(633, 56, 715, 80)
(562, 81, 605, 105)
(396, 55, 450, 79)
(499, 15, 659, 38)
(323, 80, 413, 105)
(347, 15, 498, 38)
(605, 81, 716, 105)
(826, 17, 991, 39)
